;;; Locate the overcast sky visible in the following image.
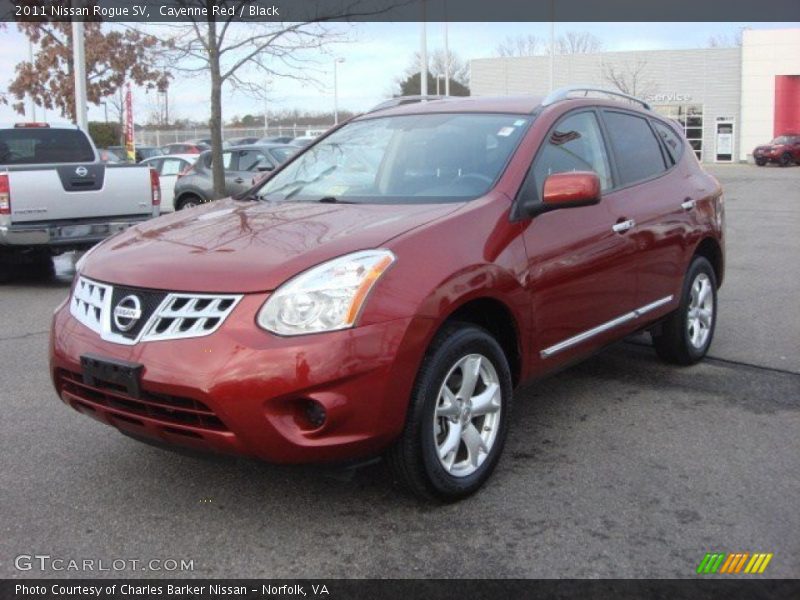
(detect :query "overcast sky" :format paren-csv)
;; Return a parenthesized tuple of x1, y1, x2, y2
(0, 21, 796, 126)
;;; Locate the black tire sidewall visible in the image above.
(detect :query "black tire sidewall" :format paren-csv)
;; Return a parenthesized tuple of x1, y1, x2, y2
(677, 257, 718, 361)
(177, 196, 201, 210)
(416, 325, 512, 499)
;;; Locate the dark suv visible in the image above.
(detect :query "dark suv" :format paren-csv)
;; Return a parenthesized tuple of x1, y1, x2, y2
(52, 88, 724, 501)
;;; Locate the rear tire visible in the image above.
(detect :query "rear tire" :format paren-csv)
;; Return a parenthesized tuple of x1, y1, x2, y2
(653, 256, 717, 365)
(755, 158, 767, 166)
(176, 195, 202, 210)
(386, 322, 513, 502)
(779, 152, 792, 167)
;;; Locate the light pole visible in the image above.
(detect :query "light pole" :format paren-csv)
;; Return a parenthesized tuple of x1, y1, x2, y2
(99, 101, 108, 123)
(72, 21, 88, 130)
(443, 1, 450, 96)
(263, 78, 272, 136)
(333, 58, 345, 125)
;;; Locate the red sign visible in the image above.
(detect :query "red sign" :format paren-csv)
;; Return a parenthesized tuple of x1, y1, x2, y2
(124, 84, 135, 162)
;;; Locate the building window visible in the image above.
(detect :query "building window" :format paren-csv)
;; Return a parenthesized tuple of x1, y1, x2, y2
(652, 104, 703, 161)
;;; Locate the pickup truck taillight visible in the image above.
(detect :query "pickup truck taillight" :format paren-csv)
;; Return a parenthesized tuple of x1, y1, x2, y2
(149, 168, 161, 207)
(0, 173, 10, 215)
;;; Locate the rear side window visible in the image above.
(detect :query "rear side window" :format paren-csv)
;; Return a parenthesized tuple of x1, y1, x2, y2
(652, 120, 684, 164)
(0, 128, 95, 165)
(161, 158, 185, 176)
(238, 150, 270, 171)
(603, 111, 667, 185)
(531, 111, 612, 195)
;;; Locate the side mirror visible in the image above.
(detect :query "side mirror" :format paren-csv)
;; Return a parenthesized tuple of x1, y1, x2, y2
(542, 171, 601, 209)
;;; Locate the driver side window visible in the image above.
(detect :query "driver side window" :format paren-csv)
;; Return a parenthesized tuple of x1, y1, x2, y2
(533, 111, 612, 196)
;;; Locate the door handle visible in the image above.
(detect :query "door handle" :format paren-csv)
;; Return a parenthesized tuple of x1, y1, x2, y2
(612, 219, 635, 233)
(234, 177, 244, 184)
(681, 198, 696, 210)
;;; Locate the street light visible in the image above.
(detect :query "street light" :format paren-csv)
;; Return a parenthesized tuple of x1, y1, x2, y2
(99, 101, 108, 123)
(333, 57, 345, 125)
(263, 78, 273, 136)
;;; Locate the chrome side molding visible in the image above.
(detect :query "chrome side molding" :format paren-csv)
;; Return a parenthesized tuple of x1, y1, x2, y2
(540, 295, 673, 359)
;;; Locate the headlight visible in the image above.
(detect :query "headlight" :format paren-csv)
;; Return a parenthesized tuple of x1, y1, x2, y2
(257, 249, 396, 336)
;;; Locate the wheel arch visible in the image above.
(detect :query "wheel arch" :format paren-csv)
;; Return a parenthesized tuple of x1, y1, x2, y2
(440, 296, 523, 388)
(693, 237, 724, 288)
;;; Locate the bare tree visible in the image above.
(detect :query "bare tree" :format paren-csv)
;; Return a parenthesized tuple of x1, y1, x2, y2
(142, 0, 389, 199)
(707, 28, 746, 48)
(494, 34, 543, 57)
(404, 49, 469, 85)
(602, 58, 657, 98)
(556, 31, 603, 54)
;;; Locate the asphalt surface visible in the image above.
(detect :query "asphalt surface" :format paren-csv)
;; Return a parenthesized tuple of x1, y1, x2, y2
(1, 164, 798, 579)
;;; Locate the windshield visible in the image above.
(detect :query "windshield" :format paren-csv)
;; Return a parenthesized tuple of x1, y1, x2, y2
(257, 113, 531, 204)
(771, 136, 793, 145)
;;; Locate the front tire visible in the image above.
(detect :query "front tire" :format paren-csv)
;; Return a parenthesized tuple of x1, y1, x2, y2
(387, 322, 513, 502)
(779, 152, 793, 167)
(653, 256, 717, 365)
(755, 158, 767, 166)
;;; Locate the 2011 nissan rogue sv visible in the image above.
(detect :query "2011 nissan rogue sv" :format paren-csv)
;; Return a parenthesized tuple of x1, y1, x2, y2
(51, 88, 725, 501)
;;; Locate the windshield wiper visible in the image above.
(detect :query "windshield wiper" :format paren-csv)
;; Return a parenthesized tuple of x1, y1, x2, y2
(283, 165, 338, 200)
(316, 196, 355, 204)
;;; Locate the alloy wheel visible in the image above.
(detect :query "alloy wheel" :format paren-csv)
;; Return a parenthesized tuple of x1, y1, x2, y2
(687, 272, 714, 349)
(433, 353, 502, 477)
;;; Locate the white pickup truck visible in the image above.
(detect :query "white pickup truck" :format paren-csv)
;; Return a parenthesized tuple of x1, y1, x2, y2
(0, 123, 160, 275)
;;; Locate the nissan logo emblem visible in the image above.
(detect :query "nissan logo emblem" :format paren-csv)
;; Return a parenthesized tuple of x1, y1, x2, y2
(113, 295, 142, 332)
(75, 166, 88, 177)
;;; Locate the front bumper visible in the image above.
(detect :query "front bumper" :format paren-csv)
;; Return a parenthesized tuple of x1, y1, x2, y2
(50, 293, 428, 463)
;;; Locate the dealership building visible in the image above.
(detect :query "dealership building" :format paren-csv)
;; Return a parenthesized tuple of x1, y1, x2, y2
(470, 28, 800, 163)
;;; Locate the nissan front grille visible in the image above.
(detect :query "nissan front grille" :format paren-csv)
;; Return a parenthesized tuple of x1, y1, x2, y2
(70, 276, 242, 344)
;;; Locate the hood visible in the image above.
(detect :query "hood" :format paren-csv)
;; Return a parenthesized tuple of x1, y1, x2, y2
(82, 198, 461, 293)
(755, 144, 783, 152)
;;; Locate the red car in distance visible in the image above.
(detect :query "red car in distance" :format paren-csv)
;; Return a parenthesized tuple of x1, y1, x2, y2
(753, 133, 800, 166)
(161, 142, 207, 155)
(51, 88, 725, 501)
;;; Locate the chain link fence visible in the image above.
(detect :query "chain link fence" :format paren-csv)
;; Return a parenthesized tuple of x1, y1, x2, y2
(135, 125, 332, 147)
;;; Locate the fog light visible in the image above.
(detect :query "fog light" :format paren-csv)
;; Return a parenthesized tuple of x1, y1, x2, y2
(304, 399, 327, 429)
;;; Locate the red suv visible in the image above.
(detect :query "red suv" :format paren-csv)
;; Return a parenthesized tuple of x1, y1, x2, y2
(50, 89, 725, 501)
(753, 134, 800, 166)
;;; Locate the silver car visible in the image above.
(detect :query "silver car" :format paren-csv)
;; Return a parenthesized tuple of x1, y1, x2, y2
(173, 144, 296, 210)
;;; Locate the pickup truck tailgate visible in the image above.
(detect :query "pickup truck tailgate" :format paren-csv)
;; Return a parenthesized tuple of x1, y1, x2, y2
(7, 163, 154, 223)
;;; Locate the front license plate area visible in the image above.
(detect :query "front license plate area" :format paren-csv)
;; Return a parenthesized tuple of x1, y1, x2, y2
(80, 354, 144, 398)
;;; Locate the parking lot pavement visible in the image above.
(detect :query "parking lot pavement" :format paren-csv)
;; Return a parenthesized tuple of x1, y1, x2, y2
(0, 164, 798, 579)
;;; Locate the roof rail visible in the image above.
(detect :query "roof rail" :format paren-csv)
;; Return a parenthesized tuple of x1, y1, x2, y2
(368, 95, 450, 113)
(541, 86, 651, 110)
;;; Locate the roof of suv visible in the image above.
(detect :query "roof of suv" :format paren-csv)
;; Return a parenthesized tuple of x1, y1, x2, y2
(361, 96, 545, 118)
(360, 89, 655, 120)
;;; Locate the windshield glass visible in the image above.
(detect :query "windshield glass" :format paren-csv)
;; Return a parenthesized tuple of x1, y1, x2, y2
(258, 113, 531, 204)
(771, 136, 792, 145)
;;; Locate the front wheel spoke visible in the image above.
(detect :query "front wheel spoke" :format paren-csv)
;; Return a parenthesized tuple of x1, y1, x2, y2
(462, 423, 487, 466)
(698, 280, 711, 305)
(458, 356, 482, 400)
(438, 422, 462, 459)
(697, 308, 712, 327)
(471, 382, 500, 415)
(436, 387, 460, 418)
